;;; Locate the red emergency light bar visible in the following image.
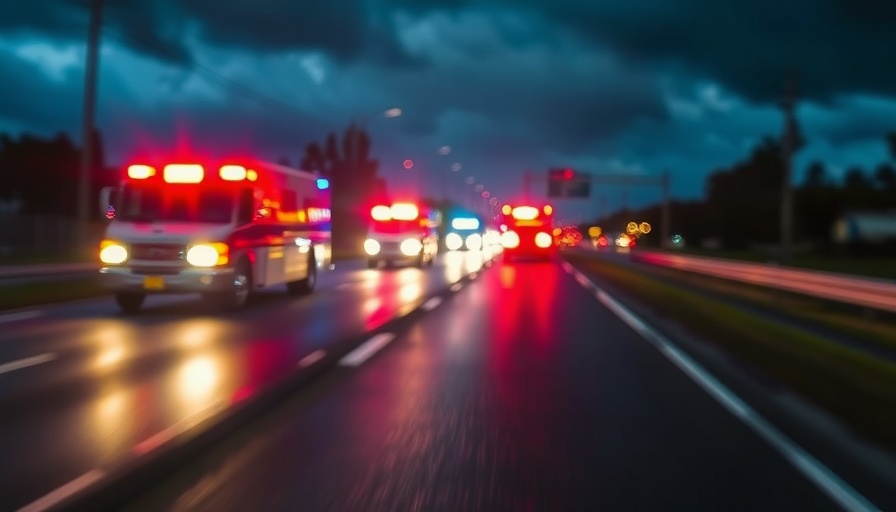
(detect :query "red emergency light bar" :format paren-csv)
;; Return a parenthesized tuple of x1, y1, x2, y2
(370, 202, 420, 221)
(501, 203, 553, 219)
(126, 164, 259, 184)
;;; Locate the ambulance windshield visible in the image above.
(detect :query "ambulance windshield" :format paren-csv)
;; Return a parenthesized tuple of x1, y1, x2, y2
(117, 184, 235, 224)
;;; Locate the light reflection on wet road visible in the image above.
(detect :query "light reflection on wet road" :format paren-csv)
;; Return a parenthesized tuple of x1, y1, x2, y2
(0, 252, 489, 511)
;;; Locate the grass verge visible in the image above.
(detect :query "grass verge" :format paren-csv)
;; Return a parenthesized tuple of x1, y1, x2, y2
(0, 277, 107, 311)
(669, 247, 896, 281)
(565, 252, 896, 452)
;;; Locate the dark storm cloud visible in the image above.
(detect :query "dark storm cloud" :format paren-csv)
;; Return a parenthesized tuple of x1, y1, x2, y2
(0, 0, 87, 38)
(8, 0, 894, 104)
(387, 0, 896, 104)
(177, 0, 419, 65)
(0, 50, 81, 130)
(513, 0, 896, 104)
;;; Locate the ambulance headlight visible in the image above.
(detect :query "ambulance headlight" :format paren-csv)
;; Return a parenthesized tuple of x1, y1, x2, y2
(535, 232, 553, 248)
(400, 238, 423, 256)
(364, 239, 381, 255)
(445, 233, 463, 251)
(186, 243, 229, 267)
(501, 231, 520, 249)
(99, 240, 128, 264)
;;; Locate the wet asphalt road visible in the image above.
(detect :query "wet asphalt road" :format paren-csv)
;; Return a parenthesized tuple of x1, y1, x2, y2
(0, 252, 491, 512)
(113, 257, 851, 512)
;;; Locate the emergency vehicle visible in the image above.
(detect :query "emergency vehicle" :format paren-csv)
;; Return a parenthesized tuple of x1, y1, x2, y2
(498, 202, 556, 262)
(444, 207, 485, 252)
(97, 160, 332, 313)
(364, 202, 440, 268)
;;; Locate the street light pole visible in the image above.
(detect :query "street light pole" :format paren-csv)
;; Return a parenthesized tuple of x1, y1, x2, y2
(780, 83, 798, 262)
(77, 0, 103, 248)
(661, 170, 671, 250)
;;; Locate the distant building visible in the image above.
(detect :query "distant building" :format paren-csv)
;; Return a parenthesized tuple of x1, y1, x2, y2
(831, 211, 896, 245)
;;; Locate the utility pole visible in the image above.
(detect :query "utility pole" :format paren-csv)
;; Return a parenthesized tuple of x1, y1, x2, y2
(780, 80, 799, 262)
(77, 0, 103, 248)
(661, 170, 671, 250)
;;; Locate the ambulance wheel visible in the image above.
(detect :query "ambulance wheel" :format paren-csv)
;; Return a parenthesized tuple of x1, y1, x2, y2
(210, 259, 252, 310)
(115, 292, 145, 314)
(288, 254, 316, 295)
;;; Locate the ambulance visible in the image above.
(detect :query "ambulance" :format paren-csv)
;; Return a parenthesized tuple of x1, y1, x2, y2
(363, 201, 440, 268)
(498, 202, 556, 262)
(97, 160, 332, 313)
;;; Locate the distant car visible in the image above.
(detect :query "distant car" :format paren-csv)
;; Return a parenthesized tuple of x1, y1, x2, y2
(592, 234, 610, 249)
(444, 214, 485, 252)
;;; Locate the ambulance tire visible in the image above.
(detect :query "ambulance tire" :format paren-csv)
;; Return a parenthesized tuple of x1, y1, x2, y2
(288, 254, 316, 295)
(208, 259, 252, 310)
(115, 292, 145, 314)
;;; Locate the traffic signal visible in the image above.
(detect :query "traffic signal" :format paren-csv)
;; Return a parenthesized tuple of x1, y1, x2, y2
(549, 168, 575, 181)
(547, 168, 591, 198)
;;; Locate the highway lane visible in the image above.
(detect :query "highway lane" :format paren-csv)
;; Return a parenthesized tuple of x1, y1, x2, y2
(0, 251, 492, 512)
(114, 257, 865, 512)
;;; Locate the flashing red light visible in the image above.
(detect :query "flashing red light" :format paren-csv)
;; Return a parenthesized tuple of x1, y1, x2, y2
(511, 206, 539, 220)
(403, 159, 414, 170)
(563, 168, 574, 180)
(127, 164, 155, 179)
(371, 205, 391, 221)
(163, 164, 204, 183)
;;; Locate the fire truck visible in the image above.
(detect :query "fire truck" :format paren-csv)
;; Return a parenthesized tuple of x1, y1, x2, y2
(363, 201, 440, 268)
(97, 160, 332, 313)
(498, 202, 556, 262)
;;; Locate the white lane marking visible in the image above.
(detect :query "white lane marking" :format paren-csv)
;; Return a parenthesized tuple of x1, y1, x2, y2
(132, 401, 225, 457)
(563, 263, 881, 512)
(17, 469, 105, 512)
(298, 349, 326, 368)
(421, 297, 442, 312)
(450, 283, 463, 292)
(0, 310, 43, 324)
(339, 333, 396, 367)
(0, 353, 56, 376)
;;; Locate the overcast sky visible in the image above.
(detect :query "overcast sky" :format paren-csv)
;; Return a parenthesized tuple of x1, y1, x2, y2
(2, 0, 895, 221)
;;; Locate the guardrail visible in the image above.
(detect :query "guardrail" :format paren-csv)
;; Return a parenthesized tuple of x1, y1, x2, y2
(629, 251, 896, 314)
(0, 263, 97, 280)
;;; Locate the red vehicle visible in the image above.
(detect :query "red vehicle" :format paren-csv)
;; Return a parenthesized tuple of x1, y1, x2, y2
(363, 201, 440, 268)
(498, 202, 556, 262)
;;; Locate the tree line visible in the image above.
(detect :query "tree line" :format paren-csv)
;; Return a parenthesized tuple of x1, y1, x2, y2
(595, 132, 896, 252)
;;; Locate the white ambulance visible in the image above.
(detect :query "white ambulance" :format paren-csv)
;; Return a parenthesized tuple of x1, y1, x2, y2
(98, 160, 332, 313)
